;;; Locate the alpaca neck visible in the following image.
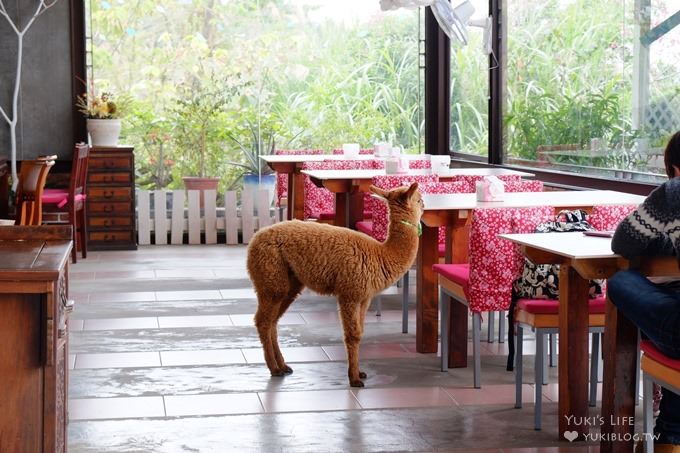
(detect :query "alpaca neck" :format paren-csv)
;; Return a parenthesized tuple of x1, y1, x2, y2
(380, 210, 421, 276)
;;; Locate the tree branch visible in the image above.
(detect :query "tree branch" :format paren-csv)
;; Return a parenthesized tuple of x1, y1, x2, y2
(0, 2, 21, 35)
(0, 106, 10, 125)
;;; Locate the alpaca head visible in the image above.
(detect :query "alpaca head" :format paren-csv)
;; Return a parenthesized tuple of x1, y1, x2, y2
(369, 182, 424, 226)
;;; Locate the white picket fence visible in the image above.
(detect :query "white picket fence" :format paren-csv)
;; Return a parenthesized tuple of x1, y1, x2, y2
(136, 189, 282, 245)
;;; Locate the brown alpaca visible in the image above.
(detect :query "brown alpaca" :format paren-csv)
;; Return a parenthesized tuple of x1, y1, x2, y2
(247, 182, 423, 387)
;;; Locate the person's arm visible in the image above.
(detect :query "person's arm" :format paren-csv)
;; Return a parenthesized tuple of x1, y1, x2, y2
(611, 178, 680, 258)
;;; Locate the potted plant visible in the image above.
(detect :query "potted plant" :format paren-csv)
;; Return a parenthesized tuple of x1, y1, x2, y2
(76, 89, 126, 146)
(171, 81, 231, 195)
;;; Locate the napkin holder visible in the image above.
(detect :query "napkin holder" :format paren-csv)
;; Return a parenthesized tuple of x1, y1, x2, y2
(475, 176, 505, 202)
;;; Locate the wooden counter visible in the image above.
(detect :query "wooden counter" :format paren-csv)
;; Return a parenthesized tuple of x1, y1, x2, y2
(0, 226, 73, 453)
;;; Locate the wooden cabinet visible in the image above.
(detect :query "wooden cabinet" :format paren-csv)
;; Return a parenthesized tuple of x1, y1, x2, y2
(86, 146, 137, 250)
(0, 226, 73, 453)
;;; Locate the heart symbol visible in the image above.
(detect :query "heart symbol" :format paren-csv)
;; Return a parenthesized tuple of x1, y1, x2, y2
(563, 431, 579, 442)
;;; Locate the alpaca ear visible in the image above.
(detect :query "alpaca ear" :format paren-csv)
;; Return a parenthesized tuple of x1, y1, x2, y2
(405, 182, 419, 199)
(369, 184, 389, 199)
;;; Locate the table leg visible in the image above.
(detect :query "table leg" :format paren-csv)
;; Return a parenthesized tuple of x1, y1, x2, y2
(286, 171, 295, 221)
(292, 172, 305, 220)
(347, 192, 364, 230)
(416, 224, 439, 353)
(335, 193, 349, 228)
(600, 297, 638, 452)
(558, 265, 590, 441)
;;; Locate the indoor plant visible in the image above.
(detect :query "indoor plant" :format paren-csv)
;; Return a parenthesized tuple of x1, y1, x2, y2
(76, 90, 126, 146)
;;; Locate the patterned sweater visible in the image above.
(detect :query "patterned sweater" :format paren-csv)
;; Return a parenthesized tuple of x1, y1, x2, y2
(611, 176, 680, 265)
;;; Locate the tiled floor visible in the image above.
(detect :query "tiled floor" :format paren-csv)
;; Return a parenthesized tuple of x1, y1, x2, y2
(67, 245, 633, 452)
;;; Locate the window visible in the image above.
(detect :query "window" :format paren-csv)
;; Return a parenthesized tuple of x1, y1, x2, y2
(503, 0, 680, 183)
(86, 0, 420, 190)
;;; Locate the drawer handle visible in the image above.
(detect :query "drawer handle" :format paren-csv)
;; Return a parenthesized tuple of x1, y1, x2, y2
(104, 175, 113, 182)
(104, 205, 113, 212)
(104, 190, 114, 198)
(104, 219, 111, 226)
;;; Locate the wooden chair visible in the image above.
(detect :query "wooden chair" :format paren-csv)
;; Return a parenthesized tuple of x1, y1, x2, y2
(42, 143, 90, 262)
(433, 206, 555, 388)
(0, 158, 56, 226)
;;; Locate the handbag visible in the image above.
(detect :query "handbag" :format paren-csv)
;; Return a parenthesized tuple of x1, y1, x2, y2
(506, 209, 603, 371)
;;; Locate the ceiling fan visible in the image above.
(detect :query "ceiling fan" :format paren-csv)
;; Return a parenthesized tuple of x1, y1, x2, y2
(380, 0, 493, 55)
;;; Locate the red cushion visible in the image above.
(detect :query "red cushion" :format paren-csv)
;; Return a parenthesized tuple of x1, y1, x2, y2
(356, 221, 373, 236)
(42, 189, 69, 208)
(641, 340, 680, 371)
(438, 243, 446, 257)
(318, 210, 335, 220)
(433, 263, 470, 287)
(517, 295, 607, 315)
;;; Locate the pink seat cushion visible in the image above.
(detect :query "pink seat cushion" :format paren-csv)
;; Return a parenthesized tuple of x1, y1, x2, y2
(517, 295, 607, 315)
(438, 243, 446, 257)
(356, 221, 373, 236)
(42, 189, 86, 208)
(433, 263, 470, 288)
(641, 340, 680, 370)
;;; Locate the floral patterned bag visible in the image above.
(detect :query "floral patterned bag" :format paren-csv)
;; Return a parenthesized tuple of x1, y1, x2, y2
(511, 209, 604, 299)
(507, 210, 603, 371)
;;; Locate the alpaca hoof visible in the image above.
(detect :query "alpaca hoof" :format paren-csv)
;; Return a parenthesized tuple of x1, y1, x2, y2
(359, 371, 367, 379)
(271, 370, 285, 377)
(350, 379, 365, 388)
(282, 365, 293, 375)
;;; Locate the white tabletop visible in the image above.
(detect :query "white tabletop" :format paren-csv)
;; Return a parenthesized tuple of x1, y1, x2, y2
(499, 231, 618, 260)
(302, 167, 534, 180)
(261, 154, 377, 163)
(422, 190, 645, 211)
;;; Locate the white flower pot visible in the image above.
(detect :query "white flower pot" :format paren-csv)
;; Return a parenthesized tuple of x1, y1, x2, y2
(87, 119, 121, 146)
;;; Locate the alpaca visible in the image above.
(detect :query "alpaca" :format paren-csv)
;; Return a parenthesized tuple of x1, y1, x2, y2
(247, 182, 424, 387)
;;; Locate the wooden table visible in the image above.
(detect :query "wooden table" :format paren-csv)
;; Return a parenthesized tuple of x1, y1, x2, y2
(0, 225, 73, 452)
(500, 231, 678, 452)
(302, 167, 534, 228)
(261, 154, 376, 221)
(418, 190, 646, 356)
(0, 155, 8, 218)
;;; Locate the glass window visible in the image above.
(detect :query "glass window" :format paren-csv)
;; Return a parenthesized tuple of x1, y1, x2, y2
(504, 0, 680, 183)
(450, 0, 490, 156)
(86, 0, 420, 190)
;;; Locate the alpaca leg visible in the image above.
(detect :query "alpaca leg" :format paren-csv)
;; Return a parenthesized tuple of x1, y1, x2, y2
(354, 299, 373, 380)
(270, 280, 304, 375)
(254, 302, 285, 376)
(339, 298, 366, 387)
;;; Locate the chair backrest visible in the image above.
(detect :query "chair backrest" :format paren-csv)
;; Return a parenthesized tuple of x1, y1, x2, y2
(467, 206, 554, 313)
(408, 156, 432, 169)
(273, 149, 325, 206)
(503, 179, 543, 193)
(369, 174, 440, 242)
(302, 159, 383, 219)
(69, 143, 90, 202)
(331, 149, 374, 155)
(587, 204, 638, 231)
(459, 174, 523, 192)
(15, 158, 55, 225)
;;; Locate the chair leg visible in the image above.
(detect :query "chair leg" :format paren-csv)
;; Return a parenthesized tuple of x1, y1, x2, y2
(473, 312, 482, 388)
(440, 287, 449, 372)
(498, 311, 505, 343)
(374, 296, 382, 317)
(515, 324, 524, 409)
(589, 332, 600, 407)
(402, 271, 409, 334)
(636, 331, 641, 406)
(535, 330, 544, 430)
(542, 334, 549, 385)
(487, 311, 495, 343)
(643, 375, 654, 453)
(549, 334, 557, 367)
(80, 207, 87, 259)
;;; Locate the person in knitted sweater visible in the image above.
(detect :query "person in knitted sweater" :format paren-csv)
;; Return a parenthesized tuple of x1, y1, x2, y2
(608, 130, 680, 453)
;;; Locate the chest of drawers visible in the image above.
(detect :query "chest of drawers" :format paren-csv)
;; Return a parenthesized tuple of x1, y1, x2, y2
(86, 146, 137, 250)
